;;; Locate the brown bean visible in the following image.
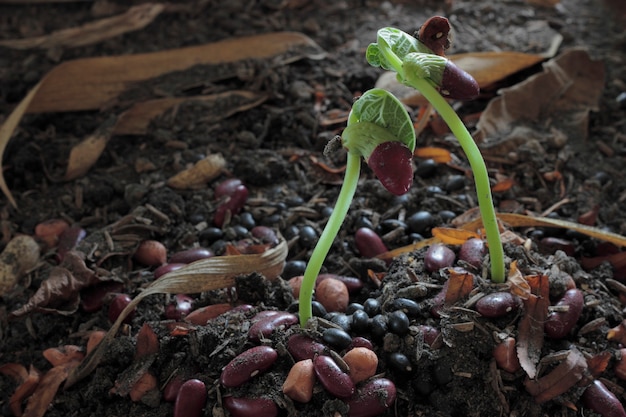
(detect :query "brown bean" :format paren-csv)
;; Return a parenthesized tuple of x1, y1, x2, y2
(475, 292, 520, 318)
(56, 226, 86, 262)
(346, 378, 396, 417)
(220, 346, 278, 388)
(318, 273, 364, 294)
(185, 303, 233, 325)
(108, 293, 134, 323)
(248, 311, 298, 342)
(169, 247, 213, 264)
(214, 184, 248, 227)
(134, 240, 167, 267)
(349, 337, 373, 351)
(222, 397, 278, 417)
(415, 325, 442, 349)
(581, 380, 626, 417)
(287, 334, 327, 361)
(493, 337, 521, 373)
(316, 277, 349, 313)
(282, 359, 315, 403)
(343, 347, 378, 383)
(35, 218, 69, 248)
(174, 379, 207, 417)
(544, 288, 584, 339)
(314, 355, 355, 399)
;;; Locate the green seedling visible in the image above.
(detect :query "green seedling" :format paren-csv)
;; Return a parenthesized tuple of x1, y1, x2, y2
(298, 88, 415, 326)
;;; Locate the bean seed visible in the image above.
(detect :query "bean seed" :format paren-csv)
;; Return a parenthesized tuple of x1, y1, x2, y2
(311, 300, 328, 317)
(343, 347, 378, 383)
(80, 281, 124, 313)
(388, 352, 412, 374)
(458, 238, 486, 270)
(287, 334, 327, 361)
(493, 337, 520, 373)
(238, 212, 256, 229)
(108, 293, 134, 324)
(214, 184, 248, 227)
(185, 303, 232, 325)
(346, 378, 396, 417)
(163, 374, 184, 402)
(544, 288, 584, 339)
(354, 228, 388, 258)
(387, 310, 410, 335)
(154, 263, 185, 279)
(318, 273, 364, 294)
(407, 210, 435, 234)
(215, 178, 243, 199)
(222, 397, 278, 417)
(316, 277, 349, 313)
(282, 359, 315, 403)
(391, 298, 421, 318)
(169, 247, 213, 264)
(298, 225, 318, 248)
(346, 303, 364, 314)
(369, 314, 388, 339)
(282, 260, 307, 279)
(248, 311, 298, 342)
(351, 310, 370, 334)
(424, 244, 455, 272)
(350, 337, 373, 351)
(581, 380, 626, 417)
(475, 292, 520, 318)
(251, 226, 279, 245)
(174, 379, 206, 417)
(56, 226, 86, 262)
(220, 346, 278, 388)
(539, 237, 575, 256)
(165, 294, 194, 320)
(322, 328, 353, 350)
(415, 325, 441, 349)
(134, 240, 167, 267)
(363, 298, 381, 317)
(314, 355, 355, 398)
(328, 312, 352, 332)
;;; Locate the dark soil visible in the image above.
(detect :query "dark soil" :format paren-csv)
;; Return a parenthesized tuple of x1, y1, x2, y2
(1, 1, 626, 417)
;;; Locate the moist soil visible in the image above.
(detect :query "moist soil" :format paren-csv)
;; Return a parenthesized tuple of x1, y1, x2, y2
(1, 1, 626, 417)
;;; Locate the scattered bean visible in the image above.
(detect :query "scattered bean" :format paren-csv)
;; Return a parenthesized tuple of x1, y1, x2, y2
(322, 328, 353, 350)
(169, 248, 213, 264)
(387, 352, 412, 374)
(475, 292, 520, 318)
(174, 379, 206, 417)
(346, 378, 396, 417)
(282, 359, 315, 403)
(539, 237, 575, 257)
(328, 312, 352, 332)
(134, 240, 167, 267)
(424, 244, 455, 272)
(316, 277, 349, 312)
(354, 228, 388, 258)
(390, 298, 420, 318)
(248, 311, 298, 342)
(56, 226, 86, 262)
(407, 210, 435, 234)
(581, 380, 626, 417)
(215, 178, 243, 199)
(415, 325, 441, 349)
(616, 349, 626, 380)
(311, 300, 328, 317)
(298, 225, 318, 248)
(318, 273, 364, 294)
(165, 294, 194, 320)
(363, 298, 381, 317)
(154, 263, 185, 279)
(185, 303, 233, 325)
(163, 374, 184, 402)
(251, 226, 279, 245)
(346, 303, 364, 314)
(351, 310, 370, 333)
(369, 314, 388, 339)
(287, 275, 304, 298)
(287, 334, 327, 361)
(220, 346, 278, 388)
(544, 288, 584, 339)
(493, 337, 521, 373)
(350, 337, 374, 351)
(314, 355, 355, 398)
(343, 347, 378, 383)
(108, 293, 134, 323)
(222, 397, 278, 417)
(214, 184, 249, 227)
(458, 238, 486, 270)
(283, 260, 307, 279)
(387, 310, 410, 335)
(80, 281, 125, 313)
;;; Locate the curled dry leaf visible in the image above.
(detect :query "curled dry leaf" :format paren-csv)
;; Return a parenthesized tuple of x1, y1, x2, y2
(0, 3, 164, 50)
(63, 117, 116, 181)
(66, 237, 288, 388)
(516, 273, 550, 379)
(135, 323, 159, 360)
(444, 268, 475, 305)
(23, 360, 81, 417)
(0, 235, 40, 296)
(414, 146, 452, 163)
(0, 363, 41, 417)
(166, 154, 227, 190)
(524, 348, 587, 403)
(431, 227, 480, 245)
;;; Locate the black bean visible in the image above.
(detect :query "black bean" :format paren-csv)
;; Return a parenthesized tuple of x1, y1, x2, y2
(322, 328, 353, 350)
(369, 314, 388, 339)
(433, 362, 453, 385)
(363, 298, 381, 317)
(413, 371, 436, 396)
(199, 227, 223, 243)
(238, 212, 256, 229)
(387, 310, 410, 335)
(282, 260, 307, 279)
(388, 352, 412, 373)
(407, 211, 435, 235)
(299, 225, 318, 248)
(376, 219, 408, 235)
(346, 303, 364, 314)
(311, 301, 328, 317)
(445, 175, 465, 192)
(285, 195, 305, 207)
(354, 217, 374, 230)
(282, 225, 300, 240)
(426, 185, 443, 195)
(329, 312, 352, 332)
(351, 310, 370, 334)
(391, 298, 421, 318)
(230, 225, 249, 239)
(438, 210, 456, 223)
(415, 158, 437, 178)
(321, 206, 333, 217)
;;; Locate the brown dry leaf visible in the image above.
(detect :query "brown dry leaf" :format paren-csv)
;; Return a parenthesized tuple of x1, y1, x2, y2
(586, 351, 611, 378)
(581, 251, 626, 271)
(42, 346, 84, 367)
(376, 237, 439, 261)
(0, 4, 164, 50)
(23, 361, 80, 417)
(0, 364, 41, 417)
(114, 91, 268, 135)
(414, 147, 452, 163)
(166, 154, 227, 190)
(444, 268, 475, 305)
(66, 237, 288, 388)
(517, 273, 550, 379)
(129, 371, 157, 402)
(135, 323, 159, 360)
(474, 48, 605, 146)
(9, 251, 100, 318)
(63, 117, 116, 181)
(431, 227, 480, 245)
(492, 177, 516, 192)
(507, 261, 531, 300)
(524, 348, 587, 403)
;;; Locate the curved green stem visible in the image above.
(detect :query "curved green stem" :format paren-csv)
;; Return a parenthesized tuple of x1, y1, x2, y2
(299, 152, 361, 326)
(408, 78, 505, 282)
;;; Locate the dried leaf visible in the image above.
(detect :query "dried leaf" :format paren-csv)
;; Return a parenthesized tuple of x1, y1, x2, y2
(432, 227, 480, 245)
(492, 177, 516, 192)
(42, 346, 84, 366)
(9, 251, 99, 318)
(0, 4, 164, 50)
(0, 364, 41, 417)
(135, 323, 159, 360)
(586, 351, 611, 378)
(524, 348, 587, 403)
(507, 261, 531, 300)
(23, 361, 80, 417)
(129, 371, 157, 402)
(65, 237, 288, 388)
(444, 268, 475, 305)
(0, 235, 41, 296)
(517, 273, 549, 379)
(114, 91, 268, 135)
(63, 117, 116, 181)
(414, 147, 452, 163)
(166, 154, 227, 190)
(581, 251, 626, 271)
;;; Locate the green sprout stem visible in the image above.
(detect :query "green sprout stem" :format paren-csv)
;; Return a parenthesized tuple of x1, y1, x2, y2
(410, 77, 505, 282)
(298, 152, 360, 326)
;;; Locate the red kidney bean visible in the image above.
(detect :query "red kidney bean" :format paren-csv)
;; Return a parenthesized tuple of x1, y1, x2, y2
(440, 59, 480, 101)
(424, 244, 456, 272)
(215, 178, 243, 199)
(165, 294, 194, 320)
(287, 334, 327, 361)
(581, 380, 626, 417)
(367, 141, 414, 196)
(214, 184, 248, 227)
(354, 228, 388, 258)
(222, 397, 278, 417)
(350, 336, 374, 351)
(458, 238, 485, 270)
(429, 280, 449, 318)
(318, 273, 364, 294)
(314, 355, 355, 399)
(169, 247, 214, 264)
(134, 240, 167, 267)
(81, 281, 125, 313)
(154, 263, 186, 279)
(251, 226, 279, 245)
(346, 378, 397, 417)
(248, 311, 298, 342)
(174, 379, 207, 417)
(108, 293, 134, 323)
(185, 303, 233, 325)
(163, 374, 185, 402)
(493, 337, 520, 373)
(416, 325, 442, 349)
(544, 288, 584, 339)
(539, 237, 576, 256)
(475, 292, 520, 318)
(220, 346, 278, 388)
(56, 225, 86, 262)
